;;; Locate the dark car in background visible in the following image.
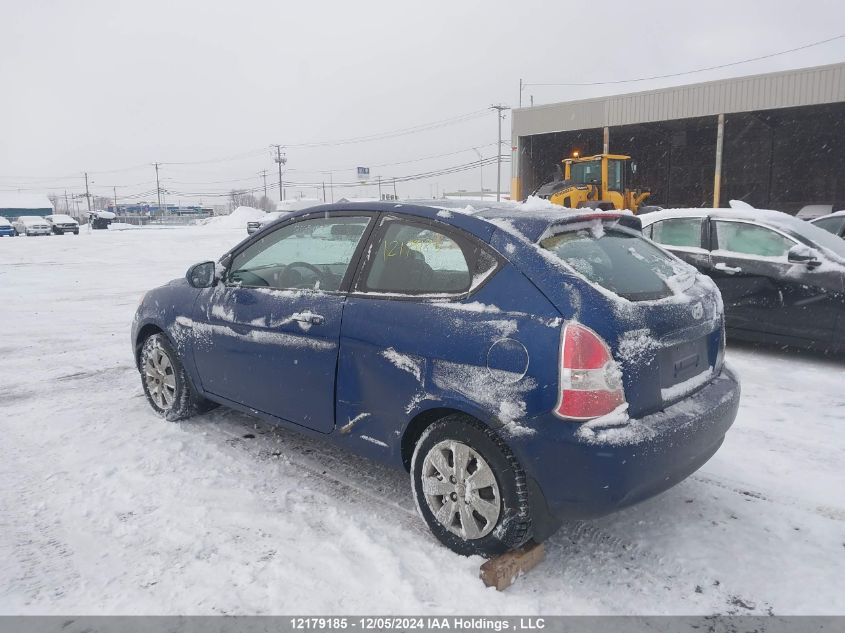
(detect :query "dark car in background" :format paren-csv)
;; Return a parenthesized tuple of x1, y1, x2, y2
(132, 201, 739, 556)
(641, 208, 845, 353)
(811, 211, 845, 239)
(45, 214, 80, 235)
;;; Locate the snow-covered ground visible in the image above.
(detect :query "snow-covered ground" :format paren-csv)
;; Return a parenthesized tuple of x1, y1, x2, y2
(1, 225, 843, 615)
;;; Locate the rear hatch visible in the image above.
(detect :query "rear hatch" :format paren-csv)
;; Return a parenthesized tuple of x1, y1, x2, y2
(532, 215, 725, 418)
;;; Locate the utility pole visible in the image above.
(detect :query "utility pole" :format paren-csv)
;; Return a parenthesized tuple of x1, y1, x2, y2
(329, 172, 334, 203)
(64, 190, 70, 216)
(153, 162, 162, 213)
(259, 170, 268, 199)
(393, 178, 397, 200)
(472, 148, 483, 199)
(491, 104, 510, 201)
(322, 181, 326, 203)
(84, 172, 92, 215)
(377, 175, 382, 200)
(113, 186, 118, 214)
(271, 145, 287, 201)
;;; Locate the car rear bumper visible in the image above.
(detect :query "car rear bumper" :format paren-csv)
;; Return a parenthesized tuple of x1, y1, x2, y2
(510, 366, 740, 536)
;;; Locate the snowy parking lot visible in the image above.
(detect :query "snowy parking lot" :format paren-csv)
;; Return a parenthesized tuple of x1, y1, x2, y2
(1, 225, 843, 615)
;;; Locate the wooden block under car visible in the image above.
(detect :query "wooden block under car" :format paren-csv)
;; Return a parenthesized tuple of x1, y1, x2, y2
(479, 541, 545, 591)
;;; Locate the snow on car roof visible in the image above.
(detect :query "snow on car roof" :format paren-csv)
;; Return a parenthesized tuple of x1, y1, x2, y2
(18, 215, 49, 223)
(47, 214, 77, 223)
(811, 210, 845, 220)
(403, 197, 637, 242)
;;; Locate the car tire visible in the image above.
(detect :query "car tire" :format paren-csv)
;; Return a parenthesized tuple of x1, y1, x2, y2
(139, 333, 217, 421)
(411, 414, 532, 557)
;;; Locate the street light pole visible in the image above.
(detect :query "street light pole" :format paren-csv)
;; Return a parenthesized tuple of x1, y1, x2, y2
(491, 104, 510, 201)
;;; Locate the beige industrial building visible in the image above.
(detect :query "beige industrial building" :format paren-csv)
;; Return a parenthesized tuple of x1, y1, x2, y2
(511, 63, 845, 212)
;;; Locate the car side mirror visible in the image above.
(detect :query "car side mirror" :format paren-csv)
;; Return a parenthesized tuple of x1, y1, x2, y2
(186, 261, 217, 288)
(787, 244, 822, 269)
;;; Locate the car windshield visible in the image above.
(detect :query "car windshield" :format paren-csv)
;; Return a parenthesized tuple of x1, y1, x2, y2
(540, 225, 686, 301)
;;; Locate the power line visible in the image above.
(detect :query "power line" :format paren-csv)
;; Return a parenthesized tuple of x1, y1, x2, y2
(283, 109, 489, 148)
(523, 33, 845, 89)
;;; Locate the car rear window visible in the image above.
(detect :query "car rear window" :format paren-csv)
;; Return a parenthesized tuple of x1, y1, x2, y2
(540, 226, 683, 301)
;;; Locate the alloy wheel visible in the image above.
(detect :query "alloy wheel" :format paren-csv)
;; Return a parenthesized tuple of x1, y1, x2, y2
(144, 344, 177, 410)
(421, 440, 501, 540)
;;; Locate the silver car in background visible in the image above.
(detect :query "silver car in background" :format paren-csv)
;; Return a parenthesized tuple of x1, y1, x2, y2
(12, 216, 51, 236)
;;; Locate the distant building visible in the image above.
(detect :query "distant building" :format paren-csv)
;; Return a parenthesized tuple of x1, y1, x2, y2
(0, 194, 54, 220)
(107, 203, 209, 216)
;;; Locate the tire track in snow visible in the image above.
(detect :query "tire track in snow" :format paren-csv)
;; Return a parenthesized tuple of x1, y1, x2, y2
(0, 433, 82, 607)
(178, 408, 770, 613)
(691, 474, 845, 522)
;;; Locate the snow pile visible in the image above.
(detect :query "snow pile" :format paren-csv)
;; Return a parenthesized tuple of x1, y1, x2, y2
(515, 195, 561, 212)
(201, 206, 266, 229)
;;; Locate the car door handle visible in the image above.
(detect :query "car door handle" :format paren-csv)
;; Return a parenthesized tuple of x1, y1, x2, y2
(714, 263, 742, 274)
(293, 313, 325, 325)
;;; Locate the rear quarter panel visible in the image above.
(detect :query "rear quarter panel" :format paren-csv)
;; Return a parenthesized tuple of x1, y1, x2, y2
(335, 262, 563, 466)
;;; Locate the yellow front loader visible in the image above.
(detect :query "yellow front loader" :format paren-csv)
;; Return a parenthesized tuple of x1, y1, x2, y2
(533, 153, 652, 213)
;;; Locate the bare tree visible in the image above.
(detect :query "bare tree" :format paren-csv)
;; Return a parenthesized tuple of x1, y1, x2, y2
(229, 190, 259, 210)
(256, 195, 276, 212)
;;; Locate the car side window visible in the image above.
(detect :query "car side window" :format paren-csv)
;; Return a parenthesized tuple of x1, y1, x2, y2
(227, 215, 371, 291)
(814, 216, 845, 237)
(713, 221, 795, 258)
(650, 218, 702, 248)
(361, 221, 484, 295)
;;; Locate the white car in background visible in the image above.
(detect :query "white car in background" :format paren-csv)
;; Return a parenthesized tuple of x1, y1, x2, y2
(12, 216, 51, 236)
(45, 214, 80, 235)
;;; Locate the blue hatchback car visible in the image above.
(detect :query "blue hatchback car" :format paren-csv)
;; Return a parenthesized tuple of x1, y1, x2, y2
(132, 201, 740, 556)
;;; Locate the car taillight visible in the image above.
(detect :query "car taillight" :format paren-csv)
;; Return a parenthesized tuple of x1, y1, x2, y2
(555, 323, 626, 420)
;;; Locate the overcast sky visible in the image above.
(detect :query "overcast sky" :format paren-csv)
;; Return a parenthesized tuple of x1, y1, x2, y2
(2, 0, 844, 206)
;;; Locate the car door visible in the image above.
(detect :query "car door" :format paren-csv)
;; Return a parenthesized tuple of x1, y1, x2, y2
(191, 212, 377, 432)
(645, 216, 709, 271)
(710, 219, 839, 344)
(334, 215, 554, 458)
